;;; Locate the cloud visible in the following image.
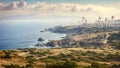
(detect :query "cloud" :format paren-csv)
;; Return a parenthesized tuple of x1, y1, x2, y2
(4, 2, 18, 10)
(30, 2, 95, 12)
(0, 0, 27, 10)
(0, 0, 120, 20)
(17, 0, 27, 8)
(0, 1, 105, 12)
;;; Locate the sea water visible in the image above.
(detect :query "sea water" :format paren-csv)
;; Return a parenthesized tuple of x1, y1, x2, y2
(0, 22, 67, 50)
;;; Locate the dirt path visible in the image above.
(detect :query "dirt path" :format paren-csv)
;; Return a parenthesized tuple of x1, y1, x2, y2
(103, 33, 110, 45)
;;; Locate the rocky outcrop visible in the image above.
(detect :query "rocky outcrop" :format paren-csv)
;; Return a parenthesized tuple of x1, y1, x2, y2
(35, 43, 46, 46)
(45, 32, 113, 47)
(48, 23, 120, 36)
(46, 40, 60, 47)
(38, 38, 45, 42)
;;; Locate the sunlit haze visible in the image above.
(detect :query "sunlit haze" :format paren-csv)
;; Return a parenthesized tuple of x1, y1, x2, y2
(0, 0, 120, 23)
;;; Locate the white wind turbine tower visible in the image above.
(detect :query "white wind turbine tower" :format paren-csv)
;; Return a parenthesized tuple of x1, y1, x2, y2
(104, 18, 109, 31)
(81, 17, 87, 27)
(110, 16, 115, 27)
(97, 16, 102, 28)
(94, 16, 103, 29)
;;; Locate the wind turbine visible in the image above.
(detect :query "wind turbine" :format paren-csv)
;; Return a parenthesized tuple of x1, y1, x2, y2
(95, 16, 103, 29)
(110, 16, 115, 27)
(98, 16, 102, 28)
(81, 17, 87, 27)
(104, 18, 109, 31)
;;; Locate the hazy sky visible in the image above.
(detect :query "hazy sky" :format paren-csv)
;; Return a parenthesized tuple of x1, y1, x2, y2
(0, 0, 120, 4)
(0, 0, 120, 22)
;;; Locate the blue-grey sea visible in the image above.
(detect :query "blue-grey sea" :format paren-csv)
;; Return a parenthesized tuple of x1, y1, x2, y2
(0, 22, 67, 50)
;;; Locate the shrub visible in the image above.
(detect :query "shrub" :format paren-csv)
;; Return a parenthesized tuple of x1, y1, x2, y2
(105, 53, 120, 61)
(63, 61, 77, 68)
(3, 64, 24, 68)
(111, 64, 120, 68)
(25, 63, 34, 68)
(46, 62, 63, 68)
(1, 54, 11, 59)
(46, 61, 77, 68)
(88, 62, 104, 68)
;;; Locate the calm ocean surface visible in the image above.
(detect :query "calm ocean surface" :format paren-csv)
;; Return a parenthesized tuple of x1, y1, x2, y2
(0, 22, 67, 50)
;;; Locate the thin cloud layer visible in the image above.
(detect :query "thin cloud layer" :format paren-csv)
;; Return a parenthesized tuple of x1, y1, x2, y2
(0, 0, 120, 19)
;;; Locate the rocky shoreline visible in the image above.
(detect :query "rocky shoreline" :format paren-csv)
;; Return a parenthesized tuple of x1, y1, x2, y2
(35, 22, 120, 48)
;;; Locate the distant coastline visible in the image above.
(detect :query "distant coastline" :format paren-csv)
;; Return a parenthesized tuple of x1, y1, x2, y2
(34, 19, 120, 48)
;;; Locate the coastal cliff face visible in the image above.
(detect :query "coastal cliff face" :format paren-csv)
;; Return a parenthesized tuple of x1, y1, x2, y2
(45, 31, 119, 48)
(46, 21, 120, 48)
(48, 23, 120, 35)
(46, 26, 119, 48)
(46, 40, 60, 47)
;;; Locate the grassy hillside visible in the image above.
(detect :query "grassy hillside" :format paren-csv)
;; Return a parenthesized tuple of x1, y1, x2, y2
(0, 48, 120, 68)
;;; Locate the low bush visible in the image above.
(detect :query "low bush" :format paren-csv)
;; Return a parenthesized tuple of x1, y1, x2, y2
(46, 61, 77, 68)
(25, 63, 34, 68)
(1, 54, 11, 59)
(88, 62, 104, 68)
(3, 64, 24, 68)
